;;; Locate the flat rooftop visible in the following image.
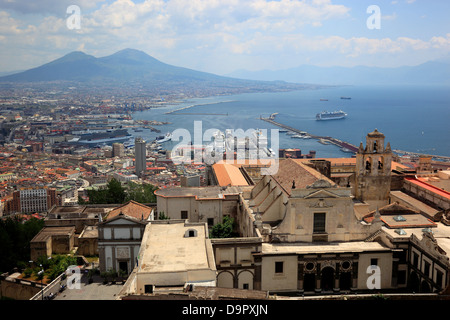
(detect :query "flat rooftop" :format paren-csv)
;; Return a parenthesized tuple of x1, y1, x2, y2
(138, 221, 215, 274)
(382, 221, 450, 242)
(262, 241, 390, 255)
(155, 185, 243, 199)
(31, 226, 75, 242)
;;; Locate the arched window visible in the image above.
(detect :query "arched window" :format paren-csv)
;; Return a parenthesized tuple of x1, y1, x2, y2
(365, 157, 372, 172)
(321, 267, 335, 292)
(378, 156, 384, 170)
(185, 229, 197, 237)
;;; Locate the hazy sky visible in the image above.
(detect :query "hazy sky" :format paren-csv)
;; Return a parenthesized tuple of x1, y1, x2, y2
(0, 0, 449, 74)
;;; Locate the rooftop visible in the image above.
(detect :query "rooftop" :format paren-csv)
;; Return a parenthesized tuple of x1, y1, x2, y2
(212, 163, 249, 186)
(262, 241, 390, 255)
(138, 221, 215, 274)
(390, 190, 440, 219)
(406, 177, 450, 200)
(363, 202, 437, 228)
(272, 159, 333, 195)
(31, 226, 75, 242)
(105, 200, 153, 221)
(295, 157, 410, 171)
(155, 185, 244, 199)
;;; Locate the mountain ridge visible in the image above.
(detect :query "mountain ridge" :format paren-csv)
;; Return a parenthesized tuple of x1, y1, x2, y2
(0, 48, 265, 84)
(227, 59, 450, 85)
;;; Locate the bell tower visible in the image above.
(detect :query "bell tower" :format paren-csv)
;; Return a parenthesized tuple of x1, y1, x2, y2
(354, 129, 392, 210)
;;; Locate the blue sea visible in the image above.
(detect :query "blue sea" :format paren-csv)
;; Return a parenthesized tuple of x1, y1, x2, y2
(131, 84, 450, 158)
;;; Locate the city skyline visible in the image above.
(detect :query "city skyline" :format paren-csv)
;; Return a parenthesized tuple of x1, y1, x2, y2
(0, 0, 449, 75)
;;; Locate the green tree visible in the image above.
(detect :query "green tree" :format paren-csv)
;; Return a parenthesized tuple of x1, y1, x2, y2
(106, 178, 126, 204)
(0, 216, 44, 272)
(158, 212, 170, 220)
(210, 216, 237, 239)
(84, 178, 126, 204)
(125, 182, 158, 203)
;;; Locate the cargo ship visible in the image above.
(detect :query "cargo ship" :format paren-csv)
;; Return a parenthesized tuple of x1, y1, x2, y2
(316, 110, 347, 121)
(68, 129, 132, 146)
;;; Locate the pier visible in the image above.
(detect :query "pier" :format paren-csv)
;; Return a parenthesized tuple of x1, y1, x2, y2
(168, 112, 228, 116)
(260, 115, 359, 154)
(165, 100, 235, 114)
(393, 149, 450, 162)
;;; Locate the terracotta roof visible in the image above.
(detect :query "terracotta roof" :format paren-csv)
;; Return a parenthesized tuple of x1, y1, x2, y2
(273, 159, 332, 195)
(212, 163, 249, 186)
(106, 200, 153, 220)
(295, 157, 409, 170)
(214, 159, 272, 167)
(406, 177, 450, 199)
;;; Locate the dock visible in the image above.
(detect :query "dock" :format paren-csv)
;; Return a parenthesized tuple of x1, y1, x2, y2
(168, 112, 228, 116)
(260, 115, 359, 154)
(393, 149, 450, 162)
(165, 100, 235, 114)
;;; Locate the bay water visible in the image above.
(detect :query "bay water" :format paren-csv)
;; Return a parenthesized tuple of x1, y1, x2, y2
(132, 84, 450, 158)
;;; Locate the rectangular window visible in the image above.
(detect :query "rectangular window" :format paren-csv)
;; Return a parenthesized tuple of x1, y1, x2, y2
(436, 270, 443, 289)
(207, 218, 214, 226)
(424, 260, 430, 277)
(371, 258, 378, 266)
(398, 270, 406, 285)
(181, 210, 188, 219)
(144, 284, 153, 294)
(313, 213, 326, 233)
(243, 283, 249, 290)
(413, 252, 419, 268)
(275, 261, 284, 274)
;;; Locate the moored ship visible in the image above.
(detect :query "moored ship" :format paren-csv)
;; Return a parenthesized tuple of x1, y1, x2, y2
(69, 129, 132, 146)
(316, 110, 347, 121)
(155, 132, 172, 143)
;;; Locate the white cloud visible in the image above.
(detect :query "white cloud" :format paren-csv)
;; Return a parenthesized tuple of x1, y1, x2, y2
(0, 0, 449, 73)
(0, 0, 105, 14)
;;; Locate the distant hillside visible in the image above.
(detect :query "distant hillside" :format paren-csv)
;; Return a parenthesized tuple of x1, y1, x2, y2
(228, 60, 450, 85)
(0, 49, 314, 93)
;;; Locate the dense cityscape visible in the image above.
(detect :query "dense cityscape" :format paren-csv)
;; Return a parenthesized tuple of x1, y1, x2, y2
(0, 3, 450, 318)
(1, 72, 449, 303)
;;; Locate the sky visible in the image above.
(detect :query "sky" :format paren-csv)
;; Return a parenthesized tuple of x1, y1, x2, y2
(0, 0, 449, 75)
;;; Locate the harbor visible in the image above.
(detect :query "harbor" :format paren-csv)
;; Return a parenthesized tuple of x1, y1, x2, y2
(164, 100, 235, 114)
(260, 113, 359, 154)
